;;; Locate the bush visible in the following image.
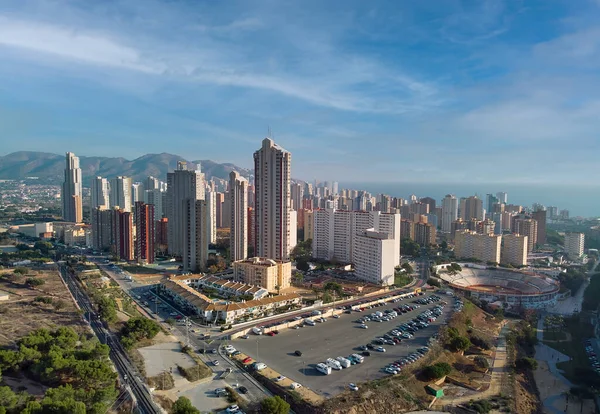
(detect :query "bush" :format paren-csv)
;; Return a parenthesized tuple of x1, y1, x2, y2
(450, 336, 471, 352)
(422, 362, 452, 380)
(427, 278, 441, 287)
(25, 278, 45, 287)
(474, 356, 490, 369)
(172, 396, 200, 414)
(468, 399, 492, 413)
(13, 267, 29, 275)
(516, 357, 538, 371)
(470, 335, 491, 350)
(261, 396, 290, 414)
(34, 296, 53, 304)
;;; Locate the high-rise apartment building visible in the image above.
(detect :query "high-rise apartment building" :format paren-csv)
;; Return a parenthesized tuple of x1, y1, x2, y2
(254, 138, 292, 260)
(233, 257, 291, 292)
(312, 208, 400, 267)
(229, 171, 248, 262)
(303, 210, 314, 241)
(61, 152, 83, 223)
(441, 194, 458, 233)
(91, 207, 114, 251)
(414, 221, 436, 246)
(532, 210, 547, 245)
(155, 217, 168, 253)
(514, 218, 538, 252)
(496, 192, 508, 204)
(205, 191, 217, 244)
(353, 229, 396, 285)
(135, 202, 155, 264)
(113, 208, 134, 261)
(110, 176, 132, 212)
(459, 196, 484, 221)
(420, 197, 436, 213)
(144, 188, 165, 221)
(247, 207, 255, 256)
(565, 232, 585, 259)
(166, 161, 205, 257)
(454, 230, 501, 264)
(183, 200, 209, 272)
(501, 234, 528, 267)
(91, 176, 110, 209)
(291, 182, 304, 211)
(215, 192, 225, 228)
(131, 182, 144, 206)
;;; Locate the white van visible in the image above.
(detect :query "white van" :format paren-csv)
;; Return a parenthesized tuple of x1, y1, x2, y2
(336, 356, 351, 368)
(326, 358, 342, 370)
(304, 318, 316, 326)
(252, 327, 263, 335)
(316, 362, 332, 375)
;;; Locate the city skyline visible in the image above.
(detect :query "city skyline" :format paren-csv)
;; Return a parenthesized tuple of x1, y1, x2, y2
(1, 1, 600, 184)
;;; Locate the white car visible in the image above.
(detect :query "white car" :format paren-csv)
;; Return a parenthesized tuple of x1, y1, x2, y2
(385, 367, 399, 374)
(375, 346, 386, 353)
(274, 375, 286, 382)
(333, 314, 340, 319)
(349, 383, 359, 391)
(359, 324, 368, 329)
(290, 382, 302, 390)
(213, 360, 220, 366)
(226, 405, 239, 413)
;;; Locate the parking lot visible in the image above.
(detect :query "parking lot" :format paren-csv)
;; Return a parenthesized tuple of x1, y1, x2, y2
(231, 293, 455, 397)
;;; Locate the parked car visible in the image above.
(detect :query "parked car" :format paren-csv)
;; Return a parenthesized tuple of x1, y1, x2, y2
(238, 386, 248, 394)
(295, 350, 303, 356)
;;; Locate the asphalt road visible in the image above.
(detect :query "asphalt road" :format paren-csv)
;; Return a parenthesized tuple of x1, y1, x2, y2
(231, 293, 454, 397)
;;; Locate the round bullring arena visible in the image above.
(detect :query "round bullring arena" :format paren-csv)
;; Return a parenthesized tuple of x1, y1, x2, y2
(440, 267, 559, 309)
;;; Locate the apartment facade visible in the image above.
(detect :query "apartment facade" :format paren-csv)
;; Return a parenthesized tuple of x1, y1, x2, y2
(454, 230, 501, 264)
(135, 201, 155, 264)
(232, 257, 292, 292)
(110, 176, 132, 212)
(253, 138, 292, 260)
(353, 229, 396, 286)
(565, 232, 585, 259)
(501, 234, 528, 267)
(229, 171, 248, 262)
(61, 152, 83, 223)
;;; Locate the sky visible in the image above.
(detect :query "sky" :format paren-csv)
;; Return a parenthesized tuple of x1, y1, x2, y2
(1, 0, 600, 185)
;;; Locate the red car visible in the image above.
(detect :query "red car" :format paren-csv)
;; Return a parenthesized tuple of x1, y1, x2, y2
(243, 357, 253, 364)
(175, 315, 182, 320)
(267, 331, 276, 336)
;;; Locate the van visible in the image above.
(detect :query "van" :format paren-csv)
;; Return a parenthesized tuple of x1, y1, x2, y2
(252, 327, 263, 335)
(304, 318, 316, 326)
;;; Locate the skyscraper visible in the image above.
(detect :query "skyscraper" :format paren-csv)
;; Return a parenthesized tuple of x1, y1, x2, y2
(166, 161, 205, 257)
(254, 138, 292, 260)
(514, 218, 538, 252)
(532, 210, 547, 245)
(229, 171, 248, 262)
(459, 196, 484, 221)
(183, 199, 209, 272)
(131, 182, 144, 206)
(496, 192, 508, 204)
(113, 208, 134, 261)
(205, 190, 217, 244)
(441, 194, 458, 233)
(61, 152, 83, 223)
(110, 176, 132, 212)
(91, 176, 110, 209)
(135, 201, 155, 264)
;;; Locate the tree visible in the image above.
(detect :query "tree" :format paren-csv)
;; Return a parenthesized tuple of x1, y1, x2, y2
(261, 395, 290, 414)
(0, 386, 17, 410)
(401, 262, 414, 274)
(427, 278, 441, 287)
(292, 271, 304, 283)
(516, 357, 538, 371)
(450, 336, 471, 352)
(172, 396, 200, 414)
(296, 259, 310, 272)
(422, 362, 452, 380)
(474, 356, 490, 369)
(401, 238, 420, 257)
(120, 316, 160, 347)
(34, 241, 53, 255)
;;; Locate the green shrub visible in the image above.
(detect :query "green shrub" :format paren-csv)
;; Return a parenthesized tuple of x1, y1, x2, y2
(422, 362, 452, 380)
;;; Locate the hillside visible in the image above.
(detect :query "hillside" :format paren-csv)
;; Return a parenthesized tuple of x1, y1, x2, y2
(0, 151, 251, 185)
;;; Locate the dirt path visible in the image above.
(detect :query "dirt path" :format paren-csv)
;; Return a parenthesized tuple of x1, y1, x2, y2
(433, 322, 510, 408)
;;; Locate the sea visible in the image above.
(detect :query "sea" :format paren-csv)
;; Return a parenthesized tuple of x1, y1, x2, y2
(338, 182, 600, 219)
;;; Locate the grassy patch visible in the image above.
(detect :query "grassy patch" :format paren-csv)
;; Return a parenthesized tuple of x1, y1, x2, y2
(543, 329, 567, 341)
(181, 347, 213, 380)
(147, 371, 174, 390)
(394, 273, 413, 287)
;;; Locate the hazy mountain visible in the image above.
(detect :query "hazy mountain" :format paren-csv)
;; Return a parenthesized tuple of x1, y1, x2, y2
(0, 151, 252, 185)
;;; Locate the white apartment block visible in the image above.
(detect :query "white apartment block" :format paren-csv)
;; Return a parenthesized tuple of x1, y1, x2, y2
(565, 232, 585, 259)
(312, 208, 401, 283)
(91, 176, 110, 209)
(253, 138, 292, 260)
(353, 229, 396, 286)
(229, 171, 248, 262)
(501, 234, 528, 267)
(441, 194, 458, 233)
(455, 230, 501, 264)
(110, 176, 132, 212)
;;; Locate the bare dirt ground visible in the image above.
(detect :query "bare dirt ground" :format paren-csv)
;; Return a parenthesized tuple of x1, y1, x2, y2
(0, 268, 87, 346)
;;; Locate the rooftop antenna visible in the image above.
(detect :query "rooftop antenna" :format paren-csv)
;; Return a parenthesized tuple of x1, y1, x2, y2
(267, 126, 271, 138)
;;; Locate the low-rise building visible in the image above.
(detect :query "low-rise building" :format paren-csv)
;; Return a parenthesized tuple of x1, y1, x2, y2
(232, 257, 291, 292)
(158, 276, 301, 324)
(183, 274, 269, 300)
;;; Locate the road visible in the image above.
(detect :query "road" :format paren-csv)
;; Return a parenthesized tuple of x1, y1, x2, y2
(95, 261, 273, 406)
(58, 265, 161, 414)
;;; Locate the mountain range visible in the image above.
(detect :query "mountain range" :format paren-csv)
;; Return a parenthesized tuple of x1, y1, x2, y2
(0, 152, 252, 185)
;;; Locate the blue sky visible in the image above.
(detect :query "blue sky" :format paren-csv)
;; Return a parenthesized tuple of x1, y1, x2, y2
(1, 0, 600, 184)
